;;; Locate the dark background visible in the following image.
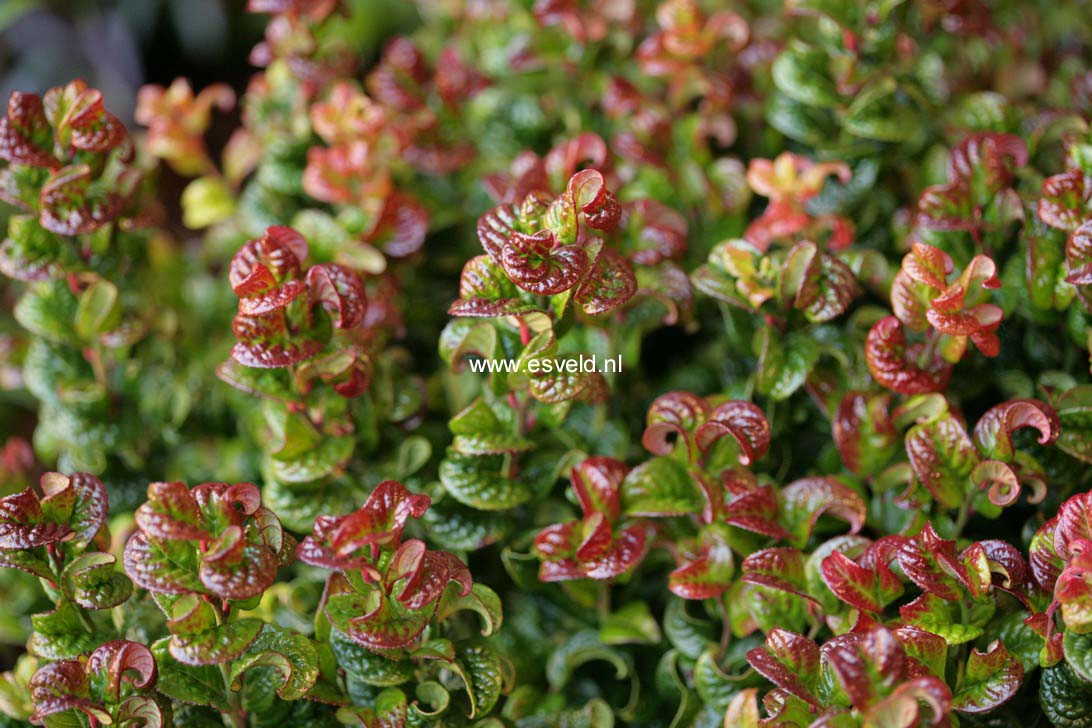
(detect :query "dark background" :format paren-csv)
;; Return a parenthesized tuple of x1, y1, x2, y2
(0, 0, 418, 121)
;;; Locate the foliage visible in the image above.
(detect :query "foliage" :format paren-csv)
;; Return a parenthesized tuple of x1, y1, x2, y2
(0, 0, 1091, 726)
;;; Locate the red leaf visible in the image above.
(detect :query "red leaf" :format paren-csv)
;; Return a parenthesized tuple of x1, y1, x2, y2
(574, 247, 637, 314)
(0, 487, 71, 549)
(40, 471, 107, 546)
(39, 164, 121, 235)
(972, 398, 1059, 461)
(567, 169, 621, 231)
(668, 526, 735, 599)
(477, 202, 522, 263)
(571, 456, 628, 522)
(866, 316, 952, 394)
(821, 551, 902, 612)
(833, 391, 897, 476)
(905, 413, 978, 510)
(694, 400, 771, 465)
(1030, 516, 1064, 590)
(198, 524, 277, 600)
(395, 542, 472, 609)
(230, 310, 324, 368)
(367, 37, 429, 111)
(951, 641, 1023, 713)
(0, 91, 57, 168)
(781, 240, 860, 323)
(745, 628, 820, 706)
(582, 524, 648, 580)
(641, 391, 710, 459)
(299, 481, 430, 570)
(229, 226, 308, 313)
(28, 660, 90, 722)
(721, 476, 789, 540)
(544, 133, 609, 182)
(1067, 221, 1092, 309)
(624, 199, 687, 265)
(447, 297, 538, 318)
(307, 264, 367, 329)
(44, 80, 126, 153)
(779, 476, 867, 543)
(500, 229, 588, 295)
(1039, 169, 1090, 231)
(741, 547, 815, 602)
(367, 192, 428, 258)
(1056, 492, 1092, 559)
(946, 133, 1027, 191)
(135, 481, 207, 541)
(86, 641, 157, 702)
(823, 628, 905, 712)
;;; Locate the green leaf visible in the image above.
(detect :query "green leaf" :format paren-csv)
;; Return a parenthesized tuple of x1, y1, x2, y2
(0, 548, 55, 580)
(771, 42, 840, 109)
(663, 598, 716, 660)
(435, 582, 503, 637)
(74, 279, 120, 339)
(409, 681, 451, 722)
(656, 649, 700, 728)
(14, 280, 78, 344)
(393, 435, 431, 479)
(123, 532, 204, 595)
(1041, 663, 1092, 728)
(620, 457, 703, 517)
(182, 176, 236, 229)
(900, 593, 993, 645)
(60, 551, 132, 610)
(336, 686, 408, 726)
(451, 642, 506, 719)
(229, 624, 319, 701)
(450, 398, 534, 455)
(216, 360, 297, 402)
(440, 320, 499, 369)
(422, 496, 511, 551)
(329, 628, 412, 687)
(754, 328, 819, 401)
(1066, 631, 1092, 685)
(844, 78, 921, 142)
(766, 93, 836, 147)
(694, 647, 752, 714)
(599, 602, 662, 646)
(1055, 386, 1092, 463)
(28, 602, 100, 660)
(0, 214, 73, 281)
(269, 434, 354, 484)
(168, 597, 263, 666)
(546, 631, 631, 691)
(151, 637, 230, 710)
(439, 453, 532, 511)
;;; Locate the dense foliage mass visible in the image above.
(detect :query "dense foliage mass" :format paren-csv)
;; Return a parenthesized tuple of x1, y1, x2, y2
(1, 0, 1092, 725)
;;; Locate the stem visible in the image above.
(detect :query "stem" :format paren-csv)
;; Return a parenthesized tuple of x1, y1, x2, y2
(46, 546, 96, 632)
(596, 581, 611, 622)
(954, 492, 973, 537)
(715, 597, 731, 660)
(74, 604, 96, 633)
(218, 661, 244, 728)
(85, 344, 108, 390)
(212, 602, 246, 728)
(918, 330, 941, 370)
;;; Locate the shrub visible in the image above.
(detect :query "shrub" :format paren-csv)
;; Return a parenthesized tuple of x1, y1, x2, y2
(1, 0, 1092, 726)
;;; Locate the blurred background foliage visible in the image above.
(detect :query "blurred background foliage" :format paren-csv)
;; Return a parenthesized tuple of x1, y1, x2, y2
(0, 0, 419, 123)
